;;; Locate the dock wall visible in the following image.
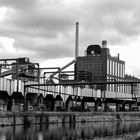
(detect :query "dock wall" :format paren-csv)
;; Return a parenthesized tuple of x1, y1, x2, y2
(0, 112, 140, 126)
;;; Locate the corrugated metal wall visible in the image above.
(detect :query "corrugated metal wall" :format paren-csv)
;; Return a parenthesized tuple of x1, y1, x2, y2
(0, 78, 41, 95)
(0, 77, 139, 99)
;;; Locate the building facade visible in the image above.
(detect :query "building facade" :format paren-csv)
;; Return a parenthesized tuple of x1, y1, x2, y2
(75, 41, 125, 93)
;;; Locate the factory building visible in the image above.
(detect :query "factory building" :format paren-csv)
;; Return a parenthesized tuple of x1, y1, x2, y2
(75, 40, 125, 92)
(74, 40, 140, 111)
(0, 40, 140, 112)
(75, 40, 140, 100)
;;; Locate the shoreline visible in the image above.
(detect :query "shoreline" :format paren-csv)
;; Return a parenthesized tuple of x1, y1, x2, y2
(0, 111, 140, 126)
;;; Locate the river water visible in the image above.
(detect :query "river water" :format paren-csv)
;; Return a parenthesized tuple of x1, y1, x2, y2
(0, 121, 140, 140)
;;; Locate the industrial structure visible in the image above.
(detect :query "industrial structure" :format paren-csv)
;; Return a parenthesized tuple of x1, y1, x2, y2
(0, 43, 139, 112)
(0, 23, 140, 112)
(75, 40, 126, 92)
(0, 40, 139, 112)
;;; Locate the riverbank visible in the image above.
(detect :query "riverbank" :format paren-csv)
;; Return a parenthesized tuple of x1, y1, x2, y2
(0, 111, 140, 126)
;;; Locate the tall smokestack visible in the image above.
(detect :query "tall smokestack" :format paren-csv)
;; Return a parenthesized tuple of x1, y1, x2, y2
(75, 22, 79, 59)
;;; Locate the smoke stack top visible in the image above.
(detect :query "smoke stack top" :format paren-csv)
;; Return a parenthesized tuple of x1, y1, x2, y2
(102, 40, 107, 48)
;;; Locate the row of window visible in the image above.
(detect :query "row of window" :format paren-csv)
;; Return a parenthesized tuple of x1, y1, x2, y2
(106, 84, 140, 95)
(107, 84, 125, 93)
(107, 59, 125, 78)
(107, 77, 125, 93)
(106, 77, 140, 95)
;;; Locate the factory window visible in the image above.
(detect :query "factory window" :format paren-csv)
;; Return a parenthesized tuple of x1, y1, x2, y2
(125, 85, 127, 94)
(112, 84, 114, 92)
(110, 60, 112, 75)
(115, 62, 117, 76)
(118, 82, 121, 92)
(110, 84, 112, 91)
(117, 63, 119, 77)
(118, 79, 120, 92)
(112, 61, 114, 76)
(107, 76, 110, 91)
(122, 79, 124, 93)
(120, 79, 123, 93)
(121, 64, 123, 78)
(117, 63, 118, 77)
(121, 79, 123, 93)
(116, 79, 118, 92)
(108, 84, 110, 91)
(109, 77, 112, 91)
(118, 64, 120, 77)
(122, 64, 125, 78)
(119, 79, 121, 92)
(119, 64, 122, 77)
(120, 64, 122, 77)
(114, 62, 115, 76)
(107, 59, 109, 75)
(106, 84, 108, 91)
(122, 64, 123, 78)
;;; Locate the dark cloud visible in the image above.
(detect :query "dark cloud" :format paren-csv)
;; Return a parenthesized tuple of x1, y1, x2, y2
(13, 34, 74, 59)
(0, 0, 140, 62)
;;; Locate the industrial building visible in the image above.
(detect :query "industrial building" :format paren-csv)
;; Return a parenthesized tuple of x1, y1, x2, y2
(75, 40, 125, 92)
(0, 39, 140, 112)
(0, 22, 139, 112)
(75, 40, 139, 94)
(74, 40, 140, 111)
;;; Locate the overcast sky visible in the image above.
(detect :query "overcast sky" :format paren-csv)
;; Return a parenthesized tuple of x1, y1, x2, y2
(0, 0, 140, 77)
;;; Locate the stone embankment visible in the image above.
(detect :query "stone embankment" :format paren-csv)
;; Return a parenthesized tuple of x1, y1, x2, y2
(0, 111, 140, 126)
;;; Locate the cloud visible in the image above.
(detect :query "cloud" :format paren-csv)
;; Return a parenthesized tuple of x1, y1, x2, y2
(0, 0, 37, 10)
(0, 0, 140, 73)
(0, 0, 77, 58)
(80, 0, 140, 44)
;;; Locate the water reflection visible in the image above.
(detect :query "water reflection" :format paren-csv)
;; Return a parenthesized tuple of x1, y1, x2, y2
(0, 121, 140, 140)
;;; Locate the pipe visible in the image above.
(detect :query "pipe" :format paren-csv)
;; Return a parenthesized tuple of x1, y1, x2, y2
(50, 59, 76, 78)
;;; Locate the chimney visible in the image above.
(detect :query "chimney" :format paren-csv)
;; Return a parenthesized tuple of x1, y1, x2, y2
(118, 53, 120, 59)
(102, 40, 107, 48)
(75, 22, 79, 59)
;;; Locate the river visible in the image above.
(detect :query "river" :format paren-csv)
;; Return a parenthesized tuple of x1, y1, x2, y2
(0, 121, 140, 140)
